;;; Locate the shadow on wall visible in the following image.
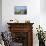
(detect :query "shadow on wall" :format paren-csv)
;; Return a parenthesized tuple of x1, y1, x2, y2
(40, 0, 46, 13)
(0, 0, 2, 32)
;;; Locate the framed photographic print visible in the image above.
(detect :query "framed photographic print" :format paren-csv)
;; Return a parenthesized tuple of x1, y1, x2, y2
(14, 6, 27, 15)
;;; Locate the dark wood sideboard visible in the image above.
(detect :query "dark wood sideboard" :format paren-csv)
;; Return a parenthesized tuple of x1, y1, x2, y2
(7, 23, 34, 46)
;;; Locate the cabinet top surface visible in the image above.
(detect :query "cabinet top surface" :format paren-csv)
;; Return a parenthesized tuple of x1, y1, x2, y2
(7, 23, 34, 25)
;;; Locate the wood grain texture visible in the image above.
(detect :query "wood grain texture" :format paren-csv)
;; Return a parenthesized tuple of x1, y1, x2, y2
(7, 23, 34, 46)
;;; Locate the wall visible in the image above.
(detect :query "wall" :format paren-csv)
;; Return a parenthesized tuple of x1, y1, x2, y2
(2, 0, 46, 46)
(40, 0, 46, 31)
(2, 0, 40, 30)
(40, 0, 46, 13)
(0, 0, 2, 32)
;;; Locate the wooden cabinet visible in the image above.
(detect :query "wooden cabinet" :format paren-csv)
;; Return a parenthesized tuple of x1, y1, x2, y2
(7, 23, 34, 46)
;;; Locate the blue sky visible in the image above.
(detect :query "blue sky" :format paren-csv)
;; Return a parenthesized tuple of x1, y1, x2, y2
(15, 6, 27, 10)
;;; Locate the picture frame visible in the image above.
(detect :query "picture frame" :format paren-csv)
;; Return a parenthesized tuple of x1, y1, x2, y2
(14, 6, 27, 15)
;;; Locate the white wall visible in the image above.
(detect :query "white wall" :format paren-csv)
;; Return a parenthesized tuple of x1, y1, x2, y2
(2, 0, 46, 46)
(2, 0, 40, 31)
(0, 0, 2, 32)
(40, 0, 46, 31)
(40, 0, 46, 13)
